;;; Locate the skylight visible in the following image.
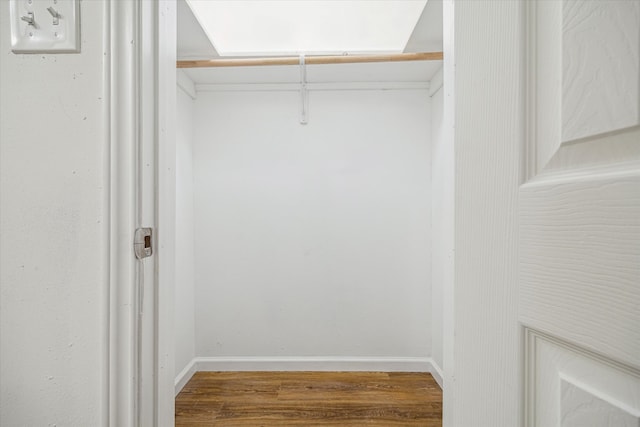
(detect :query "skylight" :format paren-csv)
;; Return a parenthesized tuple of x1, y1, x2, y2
(185, 0, 427, 57)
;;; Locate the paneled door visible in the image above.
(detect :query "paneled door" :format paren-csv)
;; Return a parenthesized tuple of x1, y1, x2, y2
(520, 1, 640, 426)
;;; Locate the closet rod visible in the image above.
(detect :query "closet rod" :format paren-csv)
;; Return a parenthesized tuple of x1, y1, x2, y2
(177, 51, 443, 68)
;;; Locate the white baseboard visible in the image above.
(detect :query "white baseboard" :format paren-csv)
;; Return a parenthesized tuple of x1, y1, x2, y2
(428, 358, 444, 389)
(174, 358, 197, 396)
(175, 356, 443, 395)
(194, 356, 433, 372)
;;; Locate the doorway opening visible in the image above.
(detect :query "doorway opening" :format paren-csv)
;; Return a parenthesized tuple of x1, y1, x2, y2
(149, 0, 452, 424)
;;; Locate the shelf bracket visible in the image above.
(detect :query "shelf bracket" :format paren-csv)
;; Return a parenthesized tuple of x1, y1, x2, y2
(299, 54, 308, 125)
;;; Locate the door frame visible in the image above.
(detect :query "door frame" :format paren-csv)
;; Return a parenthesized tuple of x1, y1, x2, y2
(107, 0, 140, 424)
(440, 1, 524, 426)
(110, 1, 530, 426)
(108, 0, 176, 425)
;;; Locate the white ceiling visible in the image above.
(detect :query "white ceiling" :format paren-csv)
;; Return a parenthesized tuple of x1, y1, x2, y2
(184, 0, 428, 57)
(404, 0, 443, 53)
(177, 0, 219, 59)
(177, 0, 443, 84)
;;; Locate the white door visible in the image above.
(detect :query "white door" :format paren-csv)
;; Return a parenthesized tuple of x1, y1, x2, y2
(520, 1, 640, 425)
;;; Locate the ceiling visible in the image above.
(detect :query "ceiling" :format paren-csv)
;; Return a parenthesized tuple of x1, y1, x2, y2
(177, 0, 443, 84)
(184, 1, 428, 57)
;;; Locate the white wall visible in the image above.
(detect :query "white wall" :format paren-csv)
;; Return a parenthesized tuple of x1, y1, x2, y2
(192, 88, 432, 362)
(0, 2, 108, 425)
(174, 79, 196, 377)
(430, 67, 448, 375)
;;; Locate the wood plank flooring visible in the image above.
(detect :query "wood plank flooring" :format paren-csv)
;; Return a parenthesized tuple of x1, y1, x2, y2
(175, 371, 442, 426)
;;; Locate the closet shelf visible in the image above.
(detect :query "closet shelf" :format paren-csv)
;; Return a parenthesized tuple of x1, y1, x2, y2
(177, 51, 443, 68)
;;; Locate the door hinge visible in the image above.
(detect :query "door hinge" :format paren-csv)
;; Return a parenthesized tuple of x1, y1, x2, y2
(134, 227, 153, 259)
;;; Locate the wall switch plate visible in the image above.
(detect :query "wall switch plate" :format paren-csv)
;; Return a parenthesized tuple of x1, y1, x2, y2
(9, 0, 80, 53)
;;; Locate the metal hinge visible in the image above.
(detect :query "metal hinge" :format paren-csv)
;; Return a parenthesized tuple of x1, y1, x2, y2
(134, 227, 153, 259)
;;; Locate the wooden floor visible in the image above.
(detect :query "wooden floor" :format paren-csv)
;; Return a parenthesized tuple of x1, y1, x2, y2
(175, 371, 442, 426)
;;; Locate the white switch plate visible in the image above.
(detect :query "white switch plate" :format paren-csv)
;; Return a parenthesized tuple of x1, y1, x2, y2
(9, 0, 80, 53)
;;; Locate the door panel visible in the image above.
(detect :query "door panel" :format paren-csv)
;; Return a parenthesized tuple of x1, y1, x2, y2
(561, 0, 639, 143)
(521, 1, 640, 425)
(520, 175, 640, 366)
(526, 330, 640, 427)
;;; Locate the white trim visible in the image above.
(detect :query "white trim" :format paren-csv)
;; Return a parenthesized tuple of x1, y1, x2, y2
(428, 66, 444, 97)
(195, 356, 433, 372)
(108, 1, 176, 425)
(156, 1, 177, 426)
(108, 1, 139, 425)
(429, 358, 444, 389)
(524, 326, 537, 427)
(177, 70, 197, 100)
(441, 1, 456, 425)
(101, 2, 110, 425)
(195, 81, 429, 93)
(174, 357, 442, 394)
(174, 359, 198, 397)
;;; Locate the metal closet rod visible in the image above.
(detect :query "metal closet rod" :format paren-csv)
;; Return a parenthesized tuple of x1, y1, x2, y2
(176, 51, 443, 68)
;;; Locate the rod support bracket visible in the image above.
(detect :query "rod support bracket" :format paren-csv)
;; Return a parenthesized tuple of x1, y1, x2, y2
(299, 54, 308, 125)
